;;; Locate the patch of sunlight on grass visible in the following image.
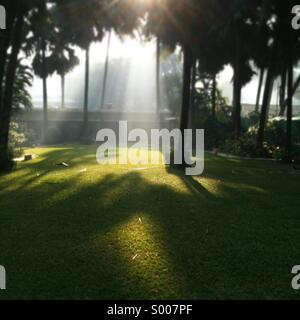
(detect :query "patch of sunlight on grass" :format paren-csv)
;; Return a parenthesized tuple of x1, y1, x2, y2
(91, 214, 186, 297)
(193, 176, 267, 198)
(193, 176, 221, 196)
(101, 147, 165, 167)
(139, 170, 192, 195)
(25, 146, 73, 156)
(224, 181, 268, 194)
(0, 168, 37, 193)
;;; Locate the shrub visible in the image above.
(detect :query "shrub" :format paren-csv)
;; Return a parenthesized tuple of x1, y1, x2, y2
(222, 133, 263, 158)
(9, 122, 26, 158)
(203, 116, 233, 150)
(194, 104, 233, 150)
(221, 121, 300, 160)
(265, 118, 300, 147)
(242, 111, 260, 129)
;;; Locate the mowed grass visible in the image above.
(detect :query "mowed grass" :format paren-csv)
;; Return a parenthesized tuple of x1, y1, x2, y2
(1, 145, 300, 299)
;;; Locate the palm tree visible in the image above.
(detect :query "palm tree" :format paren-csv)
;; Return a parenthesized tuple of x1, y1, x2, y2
(180, 45, 193, 139)
(256, 1, 300, 151)
(229, 1, 260, 137)
(286, 47, 294, 163)
(12, 61, 33, 112)
(0, 0, 27, 170)
(52, 46, 79, 109)
(146, 1, 196, 151)
(0, 0, 17, 116)
(83, 44, 90, 129)
(54, 1, 106, 136)
(25, 1, 58, 143)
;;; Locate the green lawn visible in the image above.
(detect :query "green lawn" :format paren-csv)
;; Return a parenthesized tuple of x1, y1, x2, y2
(0, 145, 300, 299)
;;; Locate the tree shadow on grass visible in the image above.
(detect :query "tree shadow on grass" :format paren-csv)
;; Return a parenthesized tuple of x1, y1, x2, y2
(1, 154, 299, 300)
(0, 167, 218, 299)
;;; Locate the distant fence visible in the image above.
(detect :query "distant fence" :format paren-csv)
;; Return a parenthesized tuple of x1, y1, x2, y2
(242, 104, 300, 117)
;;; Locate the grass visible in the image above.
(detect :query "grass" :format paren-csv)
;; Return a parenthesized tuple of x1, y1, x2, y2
(0, 145, 300, 299)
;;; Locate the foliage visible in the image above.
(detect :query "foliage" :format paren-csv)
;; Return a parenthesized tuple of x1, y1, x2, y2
(52, 47, 79, 77)
(265, 119, 300, 148)
(8, 122, 26, 158)
(241, 111, 260, 129)
(161, 52, 182, 116)
(222, 132, 264, 158)
(193, 84, 233, 149)
(12, 61, 33, 111)
(194, 75, 229, 112)
(24, 1, 57, 79)
(222, 117, 300, 159)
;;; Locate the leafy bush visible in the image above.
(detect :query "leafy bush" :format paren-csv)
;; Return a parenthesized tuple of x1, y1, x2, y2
(9, 122, 27, 158)
(193, 101, 233, 150)
(265, 118, 300, 147)
(241, 111, 260, 129)
(202, 116, 233, 150)
(12, 62, 33, 112)
(222, 133, 261, 158)
(221, 119, 300, 159)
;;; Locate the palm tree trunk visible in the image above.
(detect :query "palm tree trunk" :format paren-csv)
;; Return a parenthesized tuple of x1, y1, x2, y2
(257, 43, 277, 149)
(280, 74, 300, 116)
(255, 68, 265, 112)
(41, 38, 48, 144)
(189, 60, 197, 128)
(0, 9, 24, 170)
(279, 68, 286, 116)
(61, 74, 65, 109)
(291, 75, 300, 97)
(212, 73, 217, 117)
(0, 9, 16, 113)
(83, 46, 90, 133)
(100, 31, 111, 109)
(180, 46, 192, 165)
(266, 77, 274, 118)
(156, 36, 161, 114)
(286, 49, 293, 163)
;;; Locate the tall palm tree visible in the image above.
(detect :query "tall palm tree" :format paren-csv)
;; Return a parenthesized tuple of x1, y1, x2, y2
(0, 0, 55, 170)
(286, 47, 294, 163)
(256, 1, 300, 150)
(31, 47, 56, 143)
(55, 1, 106, 136)
(0, 1, 25, 170)
(25, 1, 57, 143)
(52, 45, 79, 109)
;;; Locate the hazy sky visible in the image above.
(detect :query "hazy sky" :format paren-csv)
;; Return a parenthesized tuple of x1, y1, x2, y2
(30, 32, 270, 107)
